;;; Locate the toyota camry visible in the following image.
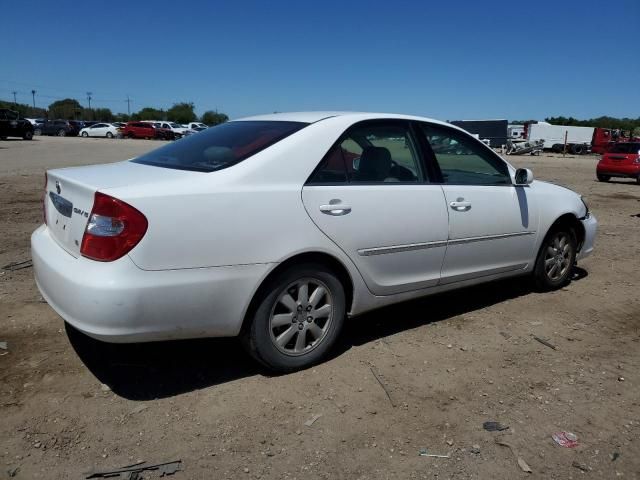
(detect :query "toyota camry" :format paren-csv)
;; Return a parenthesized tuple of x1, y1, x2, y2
(32, 112, 597, 372)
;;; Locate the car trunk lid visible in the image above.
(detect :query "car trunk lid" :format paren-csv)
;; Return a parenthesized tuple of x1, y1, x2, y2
(44, 161, 199, 257)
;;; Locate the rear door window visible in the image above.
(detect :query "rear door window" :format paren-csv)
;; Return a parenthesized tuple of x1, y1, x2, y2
(307, 121, 424, 184)
(133, 121, 307, 172)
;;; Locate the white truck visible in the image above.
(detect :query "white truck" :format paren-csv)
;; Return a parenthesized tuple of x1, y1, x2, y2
(526, 122, 594, 154)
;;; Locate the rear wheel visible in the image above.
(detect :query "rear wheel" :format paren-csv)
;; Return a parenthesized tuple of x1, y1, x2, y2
(571, 144, 585, 155)
(81, 131, 89, 137)
(242, 263, 346, 372)
(57, 129, 66, 137)
(106, 132, 114, 138)
(597, 174, 610, 182)
(533, 227, 576, 291)
(128, 132, 135, 139)
(23, 130, 33, 140)
(34, 128, 42, 136)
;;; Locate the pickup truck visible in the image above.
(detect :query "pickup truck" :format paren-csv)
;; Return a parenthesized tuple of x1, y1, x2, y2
(0, 109, 35, 140)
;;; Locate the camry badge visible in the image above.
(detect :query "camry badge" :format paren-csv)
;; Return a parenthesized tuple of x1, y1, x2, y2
(55, 181, 61, 194)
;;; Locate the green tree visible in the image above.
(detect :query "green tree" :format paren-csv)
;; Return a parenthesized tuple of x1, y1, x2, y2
(167, 102, 196, 124)
(48, 98, 84, 119)
(135, 107, 165, 121)
(201, 110, 229, 126)
(0, 100, 46, 118)
(92, 108, 114, 122)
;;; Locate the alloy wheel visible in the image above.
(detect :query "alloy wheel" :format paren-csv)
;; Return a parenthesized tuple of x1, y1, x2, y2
(269, 278, 333, 356)
(544, 233, 573, 281)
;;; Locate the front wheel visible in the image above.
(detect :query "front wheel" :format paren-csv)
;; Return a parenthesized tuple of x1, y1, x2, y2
(106, 132, 113, 138)
(242, 263, 346, 372)
(533, 228, 577, 291)
(34, 128, 41, 136)
(57, 129, 66, 137)
(23, 130, 34, 140)
(81, 131, 88, 137)
(597, 174, 610, 182)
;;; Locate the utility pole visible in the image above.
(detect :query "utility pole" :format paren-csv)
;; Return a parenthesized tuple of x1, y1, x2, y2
(125, 95, 131, 116)
(12, 91, 17, 104)
(31, 90, 36, 109)
(86, 92, 92, 110)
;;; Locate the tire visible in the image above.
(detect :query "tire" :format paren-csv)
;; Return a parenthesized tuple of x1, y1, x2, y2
(571, 144, 585, 155)
(106, 132, 113, 138)
(23, 130, 33, 140)
(34, 128, 41, 136)
(636, 175, 640, 185)
(242, 263, 346, 372)
(128, 133, 135, 139)
(597, 174, 610, 182)
(551, 144, 564, 153)
(533, 226, 577, 291)
(57, 129, 66, 137)
(81, 131, 88, 137)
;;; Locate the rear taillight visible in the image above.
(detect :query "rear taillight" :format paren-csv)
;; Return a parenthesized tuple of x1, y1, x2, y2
(80, 192, 148, 262)
(42, 172, 48, 225)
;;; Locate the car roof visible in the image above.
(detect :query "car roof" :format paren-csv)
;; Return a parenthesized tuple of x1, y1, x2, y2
(234, 111, 450, 125)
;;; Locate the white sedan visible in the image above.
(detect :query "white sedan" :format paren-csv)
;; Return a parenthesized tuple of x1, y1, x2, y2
(32, 112, 597, 371)
(79, 123, 119, 138)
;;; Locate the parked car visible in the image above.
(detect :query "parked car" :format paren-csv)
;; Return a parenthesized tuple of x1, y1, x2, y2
(40, 119, 82, 137)
(79, 123, 119, 138)
(0, 109, 35, 140)
(121, 122, 164, 140)
(187, 122, 208, 130)
(147, 121, 192, 139)
(151, 124, 176, 140)
(596, 142, 640, 184)
(32, 112, 597, 372)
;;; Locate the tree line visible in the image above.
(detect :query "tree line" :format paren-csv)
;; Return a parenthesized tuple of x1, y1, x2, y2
(544, 116, 640, 135)
(0, 98, 228, 125)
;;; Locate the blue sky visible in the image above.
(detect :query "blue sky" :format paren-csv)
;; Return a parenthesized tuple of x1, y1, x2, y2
(3, 0, 639, 121)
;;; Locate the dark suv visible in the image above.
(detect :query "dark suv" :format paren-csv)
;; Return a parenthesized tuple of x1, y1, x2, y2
(41, 119, 82, 137)
(0, 109, 35, 140)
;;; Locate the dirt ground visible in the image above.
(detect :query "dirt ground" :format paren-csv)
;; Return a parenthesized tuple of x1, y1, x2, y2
(1, 136, 639, 479)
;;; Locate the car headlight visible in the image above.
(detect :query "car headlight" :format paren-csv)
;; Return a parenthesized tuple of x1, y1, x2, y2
(580, 196, 590, 218)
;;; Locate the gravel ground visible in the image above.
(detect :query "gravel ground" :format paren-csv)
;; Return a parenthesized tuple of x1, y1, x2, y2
(1, 136, 639, 479)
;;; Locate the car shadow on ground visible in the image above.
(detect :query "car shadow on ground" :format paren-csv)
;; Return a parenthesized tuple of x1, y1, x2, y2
(68, 268, 588, 401)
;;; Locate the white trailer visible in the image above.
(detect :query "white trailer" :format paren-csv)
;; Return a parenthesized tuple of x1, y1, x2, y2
(526, 122, 594, 153)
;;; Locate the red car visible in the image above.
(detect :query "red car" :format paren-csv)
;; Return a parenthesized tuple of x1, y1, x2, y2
(121, 122, 175, 140)
(597, 142, 640, 184)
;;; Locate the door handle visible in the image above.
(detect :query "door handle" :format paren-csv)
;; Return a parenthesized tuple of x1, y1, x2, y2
(319, 203, 352, 216)
(449, 200, 471, 211)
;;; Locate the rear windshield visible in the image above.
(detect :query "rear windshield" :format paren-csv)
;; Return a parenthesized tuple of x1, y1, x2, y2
(610, 143, 640, 154)
(132, 121, 307, 172)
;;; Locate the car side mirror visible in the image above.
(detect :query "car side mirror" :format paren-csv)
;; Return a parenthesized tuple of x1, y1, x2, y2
(515, 168, 534, 185)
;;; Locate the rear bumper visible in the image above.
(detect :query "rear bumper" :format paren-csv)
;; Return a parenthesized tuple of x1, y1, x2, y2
(597, 163, 640, 178)
(31, 225, 272, 343)
(576, 213, 597, 261)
